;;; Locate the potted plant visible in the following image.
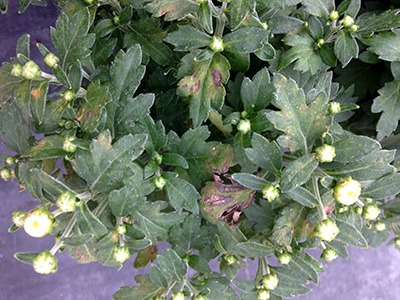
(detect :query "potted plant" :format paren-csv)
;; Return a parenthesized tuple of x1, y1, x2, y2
(1, 0, 400, 299)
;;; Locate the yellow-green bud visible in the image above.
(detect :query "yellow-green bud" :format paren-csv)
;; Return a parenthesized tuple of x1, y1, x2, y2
(153, 297, 166, 300)
(113, 246, 130, 263)
(237, 119, 251, 134)
(277, 252, 291, 265)
(32, 250, 58, 274)
(44, 53, 59, 67)
(350, 24, 359, 32)
(341, 15, 354, 28)
(193, 295, 206, 300)
(5, 156, 16, 165)
(321, 248, 338, 262)
(0, 168, 12, 181)
(11, 64, 23, 77)
(113, 15, 120, 25)
(374, 221, 386, 231)
(257, 288, 270, 300)
(172, 292, 186, 300)
(315, 144, 336, 163)
(329, 10, 339, 21)
(362, 203, 381, 221)
(154, 176, 167, 190)
(56, 191, 77, 213)
(394, 237, 400, 250)
(261, 183, 279, 202)
(209, 36, 224, 53)
(63, 90, 75, 101)
(262, 273, 279, 290)
(316, 38, 325, 48)
(355, 206, 362, 215)
(153, 152, 163, 165)
(12, 210, 27, 227)
(224, 254, 236, 265)
(22, 61, 41, 80)
(333, 177, 361, 206)
(195, 0, 207, 3)
(116, 225, 127, 234)
(63, 136, 78, 153)
(24, 207, 54, 238)
(328, 102, 341, 115)
(85, 0, 94, 4)
(314, 218, 339, 242)
(262, 22, 268, 30)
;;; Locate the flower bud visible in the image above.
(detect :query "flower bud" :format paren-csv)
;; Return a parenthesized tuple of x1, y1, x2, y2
(328, 102, 341, 115)
(0, 168, 12, 181)
(63, 90, 75, 101)
(209, 36, 224, 53)
(362, 203, 381, 221)
(316, 38, 325, 48)
(152, 152, 163, 165)
(63, 136, 78, 153)
(44, 53, 59, 67)
(257, 288, 270, 300)
(329, 10, 339, 21)
(5, 156, 16, 165)
(223, 254, 236, 265)
(333, 177, 361, 206)
(153, 297, 166, 300)
(355, 206, 362, 215)
(12, 210, 27, 227)
(338, 206, 348, 214)
(116, 225, 127, 234)
(350, 24, 359, 32)
(237, 119, 251, 134)
(195, 0, 206, 3)
(56, 191, 77, 213)
(172, 292, 185, 300)
(262, 22, 268, 30)
(113, 246, 130, 263)
(23, 207, 54, 238)
(394, 237, 400, 250)
(314, 219, 339, 242)
(261, 183, 279, 202)
(22, 61, 41, 80)
(154, 176, 167, 190)
(193, 295, 206, 300)
(374, 221, 386, 231)
(32, 250, 58, 274)
(341, 15, 354, 28)
(321, 248, 338, 262)
(315, 144, 336, 163)
(262, 273, 279, 290)
(113, 15, 120, 25)
(277, 252, 291, 265)
(11, 64, 23, 77)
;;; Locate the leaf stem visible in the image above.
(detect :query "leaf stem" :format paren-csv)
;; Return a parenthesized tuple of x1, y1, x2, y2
(255, 257, 269, 282)
(215, 2, 227, 38)
(50, 212, 77, 256)
(392, 223, 400, 236)
(312, 176, 327, 220)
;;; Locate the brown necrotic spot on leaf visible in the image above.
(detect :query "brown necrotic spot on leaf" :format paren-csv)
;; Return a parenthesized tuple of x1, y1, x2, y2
(31, 89, 40, 99)
(86, 110, 93, 119)
(211, 68, 223, 87)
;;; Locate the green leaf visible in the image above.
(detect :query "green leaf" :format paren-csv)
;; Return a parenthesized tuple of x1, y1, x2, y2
(236, 241, 274, 258)
(332, 135, 380, 163)
(339, 0, 361, 18)
(15, 79, 32, 117)
(109, 181, 147, 216)
(114, 274, 165, 300)
(77, 81, 110, 134)
(71, 131, 147, 193)
(280, 154, 319, 192)
(361, 173, 400, 200)
(165, 176, 201, 214)
(14, 252, 38, 265)
(285, 186, 319, 208)
(362, 224, 390, 248)
(198, 1, 213, 34)
(0, 0, 8, 14)
(64, 233, 94, 246)
(0, 101, 32, 154)
(188, 255, 212, 273)
(268, 16, 303, 34)
(145, 0, 198, 21)
(165, 25, 211, 51)
(234, 132, 255, 173)
(356, 9, 400, 38)
(51, 8, 95, 69)
(77, 201, 108, 240)
(227, 0, 255, 30)
(371, 79, 400, 140)
(157, 248, 187, 281)
(177, 52, 230, 127)
(17, 34, 30, 58)
(30, 80, 49, 124)
(162, 153, 188, 169)
(110, 45, 146, 103)
(23, 135, 68, 160)
(241, 67, 274, 110)
(271, 281, 312, 298)
(302, 0, 334, 18)
(244, 133, 282, 174)
(123, 17, 175, 66)
(254, 43, 276, 61)
(288, 252, 319, 284)
(231, 173, 268, 190)
(224, 27, 267, 53)
(216, 222, 247, 255)
(334, 30, 358, 67)
(243, 200, 275, 232)
(133, 201, 187, 242)
(0, 62, 24, 102)
(53, 65, 71, 88)
(139, 115, 167, 153)
(267, 74, 332, 153)
(279, 34, 323, 75)
(335, 219, 368, 248)
(232, 278, 256, 293)
(325, 240, 349, 259)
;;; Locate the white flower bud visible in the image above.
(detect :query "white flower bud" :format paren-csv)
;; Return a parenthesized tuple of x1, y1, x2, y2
(22, 61, 41, 80)
(314, 219, 339, 242)
(321, 248, 338, 262)
(261, 183, 279, 202)
(113, 246, 130, 263)
(315, 144, 336, 163)
(362, 203, 381, 221)
(63, 136, 78, 153)
(237, 119, 251, 134)
(257, 288, 270, 300)
(24, 207, 54, 238)
(57, 191, 77, 213)
(277, 252, 291, 265)
(209, 36, 224, 53)
(33, 250, 58, 274)
(333, 177, 361, 206)
(262, 273, 279, 290)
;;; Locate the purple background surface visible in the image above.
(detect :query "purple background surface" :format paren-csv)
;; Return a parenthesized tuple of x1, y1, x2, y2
(1, 2, 400, 299)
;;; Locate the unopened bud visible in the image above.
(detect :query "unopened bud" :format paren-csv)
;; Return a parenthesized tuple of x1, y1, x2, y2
(394, 237, 400, 250)
(32, 250, 58, 274)
(333, 176, 361, 206)
(341, 15, 354, 28)
(44, 53, 59, 67)
(355, 206, 362, 215)
(362, 203, 381, 221)
(315, 144, 336, 163)
(261, 183, 279, 202)
(116, 225, 127, 234)
(12, 210, 27, 227)
(316, 38, 325, 48)
(193, 295, 206, 300)
(224, 254, 236, 265)
(374, 221, 386, 231)
(314, 218, 339, 242)
(321, 248, 338, 262)
(113, 246, 130, 263)
(328, 102, 341, 115)
(1, 168, 12, 181)
(350, 24, 359, 32)
(262, 22, 268, 30)
(11, 64, 23, 77)
(277, 252, 291, 265)
(152, 152, 163, 165)
(23, 207, 54, 238)
(22, 61, 41, 80)
(257, 288, 270, 300)
(57, 191, 77, 213)
(63, 90, 75, 101)
(113, 15, 120, 25)
(237, 119, 251, 134)
(329, 10, 339, 21)
(209, 36, 224, 53)
(5, 156, 16, 165)
(262, 273, 279, 290)
(154, 176, 167, 190)
(172, 292, 185, 300)
(63, 136, 78, 153)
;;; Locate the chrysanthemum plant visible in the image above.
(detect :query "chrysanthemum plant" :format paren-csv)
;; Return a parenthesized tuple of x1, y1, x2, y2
(1, 0, 400, 299)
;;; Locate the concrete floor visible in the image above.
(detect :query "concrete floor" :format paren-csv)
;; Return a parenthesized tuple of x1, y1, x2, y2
(1, 1, 400, 299)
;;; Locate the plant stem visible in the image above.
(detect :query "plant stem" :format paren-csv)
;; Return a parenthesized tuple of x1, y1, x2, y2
(255, 257, 269, 282)
(117, 217, 125, 247)
(312, 176, 327, 220)
(50, 213, 77, 256)
(215, 2, 227, 37)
